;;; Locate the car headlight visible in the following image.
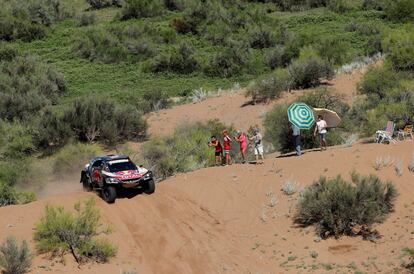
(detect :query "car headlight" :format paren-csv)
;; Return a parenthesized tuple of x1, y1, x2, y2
(143, 171, 152, 179)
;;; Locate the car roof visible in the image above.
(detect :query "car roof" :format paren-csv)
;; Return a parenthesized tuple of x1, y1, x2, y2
(92, 155, 130, 163)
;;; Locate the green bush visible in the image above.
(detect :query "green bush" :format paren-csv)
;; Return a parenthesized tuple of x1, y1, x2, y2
(141, 120, 234, 179)
(0, 0, 71, 42)
(384, 0, 414, 22)
(34, 198, 117, 264)
(383, 28, 414, 70)
(86, 0, 120, 9)
(0, 121, 36, 159)
(205, 42, 249, 78)
(147, 42, 198, 74)
(0, 181, 36, 207)
(0, 43, 18, 62)
(288, 55, 334, 89)
(248, 25, 276, 49)
(358, 65, 401, 100)
(52, 143, 103, 176)
(137, 89, 171, 113)
(264, 46, 290, 69)
(403, 248, 414, 272)
(121, 0, 165, 20)
(63, 95, 147, 144)
(0, 55, 66, 122)
(295, 173, 397, 238)
(37, 109, 72, 149)
(73, 28, 128, 64)
(246, 68, 290, 103)
(316, 37, 350, 65)
(77, 12, 96, 26)
(0, 236, 32, 274)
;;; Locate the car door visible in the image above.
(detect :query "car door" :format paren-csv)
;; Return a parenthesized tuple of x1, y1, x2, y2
(91, 160, 103, 184)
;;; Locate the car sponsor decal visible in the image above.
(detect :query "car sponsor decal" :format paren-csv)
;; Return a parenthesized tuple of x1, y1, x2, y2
(102, 170, 145, 180)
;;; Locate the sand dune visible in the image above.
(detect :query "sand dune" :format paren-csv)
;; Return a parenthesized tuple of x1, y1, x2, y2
(1, 140, 414, 273)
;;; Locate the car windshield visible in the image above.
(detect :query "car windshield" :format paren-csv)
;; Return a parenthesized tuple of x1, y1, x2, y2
(108, 159, 137, 173)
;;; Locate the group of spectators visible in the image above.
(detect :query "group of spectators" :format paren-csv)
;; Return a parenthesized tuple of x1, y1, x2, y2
(208, 129, 264, 166)
(208, 115, 328, 166)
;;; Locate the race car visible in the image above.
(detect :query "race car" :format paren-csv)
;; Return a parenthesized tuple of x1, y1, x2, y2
(80, 155, 155, 203)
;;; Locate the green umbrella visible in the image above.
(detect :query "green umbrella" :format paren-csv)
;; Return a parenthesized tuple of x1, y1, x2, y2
(287, 102, 315, 129)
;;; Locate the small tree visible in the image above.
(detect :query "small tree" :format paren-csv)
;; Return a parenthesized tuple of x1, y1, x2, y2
(0, 236, 32, 274)
(34, 198, 117, 264)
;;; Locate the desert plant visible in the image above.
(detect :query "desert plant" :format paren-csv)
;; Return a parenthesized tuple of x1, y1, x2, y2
(63, 95, 147, 144)
(0, 236, 32, 274)
(288, 53, 334, 89)
(121, 0, 164, 20)
(0, 55, 66, 122)
(295, 173, 397, 239)
(394, 159, 403, 176)
(86, 0, 120, 9)
(52, 143, 103, 176)
(403, 247, 414, 273)
(282, 179, 299, 196)
(141, 120, 234, 179)
(205, 42, 249, 78)
(373, 156, 393, 170)
(73, 28, 128, 64)
(408, 153, 414, 173)
(0, 181, 36, 207)
(383, 28, 414, 71)
(384, 0, 414, 22)
(34, 198, 117, 264)
(358, 65, 401, 101)
(246, 69, 290, 103)
(78, 12, 96, 26)
(190, 87, 210, 103)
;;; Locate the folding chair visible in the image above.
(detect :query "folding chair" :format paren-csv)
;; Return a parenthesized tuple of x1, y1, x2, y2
(375, 121, 396, 144)
(398, 125, 413, 140)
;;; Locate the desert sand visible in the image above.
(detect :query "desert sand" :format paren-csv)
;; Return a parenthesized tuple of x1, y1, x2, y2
(1, 66, 413, 274)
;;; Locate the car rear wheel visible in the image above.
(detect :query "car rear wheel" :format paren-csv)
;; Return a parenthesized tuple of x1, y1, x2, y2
(82, 175, 93, 192)
(102, 186, 117, 203)
(144, 179, 155, 194)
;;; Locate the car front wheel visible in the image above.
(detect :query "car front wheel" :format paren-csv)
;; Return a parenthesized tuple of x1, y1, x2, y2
(144, 179, 155, 194)
(102, 186, 117, 203)
(82, 175, 93, 192)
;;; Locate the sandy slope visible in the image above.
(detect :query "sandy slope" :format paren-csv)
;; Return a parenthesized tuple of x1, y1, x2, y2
(1, 140, 414, 274)
(146, 68, 364, 137)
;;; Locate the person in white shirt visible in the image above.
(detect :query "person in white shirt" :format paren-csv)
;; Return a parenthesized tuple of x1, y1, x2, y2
(314, 115, 327, 150)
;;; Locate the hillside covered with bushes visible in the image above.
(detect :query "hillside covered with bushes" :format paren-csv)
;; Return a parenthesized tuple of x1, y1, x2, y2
(0, 0, 413, 203)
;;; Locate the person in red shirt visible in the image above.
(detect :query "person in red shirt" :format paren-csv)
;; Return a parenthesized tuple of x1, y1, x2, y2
(222, 129, 232, 166)
(208, 135, 222, 166)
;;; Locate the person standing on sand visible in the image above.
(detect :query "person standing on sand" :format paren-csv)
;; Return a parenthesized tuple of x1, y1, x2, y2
(222, 130, 232, 166)
(209, 135, 223, 166)
(234, 130, 248, 163)
(314, 115, 328, 151)
(250, 128, 264, 164)
(291, 123, 301, 156)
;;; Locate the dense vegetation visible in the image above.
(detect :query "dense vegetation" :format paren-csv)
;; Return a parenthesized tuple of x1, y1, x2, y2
(0, 236, 32, 274)
(295, 173, 397, 239)
(0, 0, 412, 195)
